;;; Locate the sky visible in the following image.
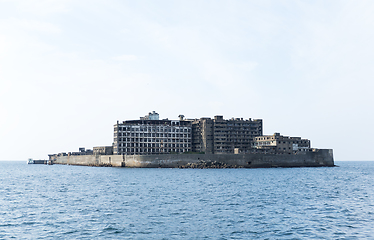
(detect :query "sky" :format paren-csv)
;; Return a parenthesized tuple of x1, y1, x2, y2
(1, 0, 373, 161)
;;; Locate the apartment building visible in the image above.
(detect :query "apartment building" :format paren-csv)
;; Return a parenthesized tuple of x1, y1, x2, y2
(253, 133, 310, 153)
(113, 112, 192, 155)
(191, 115, 263, 154)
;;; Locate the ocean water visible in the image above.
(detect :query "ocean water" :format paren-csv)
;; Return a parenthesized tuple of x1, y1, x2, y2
(0, 161, 374, 239)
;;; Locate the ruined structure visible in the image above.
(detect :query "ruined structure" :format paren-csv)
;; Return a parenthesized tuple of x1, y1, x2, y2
(48, 111, 335, 168)
(191, 116, 263, 154)
(113, 112, 192, 155)
(253, 133, 310, 153)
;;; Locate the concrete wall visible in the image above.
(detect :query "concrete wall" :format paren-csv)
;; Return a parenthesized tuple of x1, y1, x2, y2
(123, 149, 334, 168)
(53, 149, 334, 168)
(54, 154, 125, 167)
(100, 155, 125, 167)
(54, 155, 100, 166)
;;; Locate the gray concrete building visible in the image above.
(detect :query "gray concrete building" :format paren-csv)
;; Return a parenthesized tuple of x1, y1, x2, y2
(93, 146, 113, 155)
(253, 133, 310, 153)
(113, 112, 192, 155)
(191, 115, 263, 154)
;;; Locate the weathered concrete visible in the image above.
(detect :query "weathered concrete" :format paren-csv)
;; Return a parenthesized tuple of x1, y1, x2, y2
(54, 154, 125, 167)
(54, 155, 100, 166)
(53, 149, 334, 168)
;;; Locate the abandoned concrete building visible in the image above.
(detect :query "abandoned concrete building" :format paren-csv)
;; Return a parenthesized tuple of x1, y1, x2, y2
(253, 132, 311, 153)
(50, 112, 316, 159)
(113, 112, 263, 155)
(112, 113, 315, 155)
(113, 112, 192, 155)
(93, 146, 113, 155)
(191, 115, 263, 154)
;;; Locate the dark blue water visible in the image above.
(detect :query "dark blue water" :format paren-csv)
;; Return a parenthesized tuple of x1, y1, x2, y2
(1, 161, 374, 239)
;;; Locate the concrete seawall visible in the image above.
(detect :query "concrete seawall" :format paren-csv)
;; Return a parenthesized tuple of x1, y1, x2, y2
(53, 155, 125, 167)
(53, 149, 334, 168)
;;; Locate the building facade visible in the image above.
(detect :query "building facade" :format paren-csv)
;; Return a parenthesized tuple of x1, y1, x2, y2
(113, 112, 192, 155)
(191, 115, 263, 154)
(93, 146, 113, 155)
(253, 133, 310, 153)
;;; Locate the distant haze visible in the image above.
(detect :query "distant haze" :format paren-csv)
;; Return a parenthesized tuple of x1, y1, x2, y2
(1, 1, 373, 161)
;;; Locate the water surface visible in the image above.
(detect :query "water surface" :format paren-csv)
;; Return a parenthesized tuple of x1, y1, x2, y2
(1, 161, 373, 239)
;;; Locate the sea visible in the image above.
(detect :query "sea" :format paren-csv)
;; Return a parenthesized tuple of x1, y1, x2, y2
(1, 161, 373, 239)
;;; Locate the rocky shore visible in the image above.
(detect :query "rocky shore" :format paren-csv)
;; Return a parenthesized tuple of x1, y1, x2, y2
(178, 160, 243, 169)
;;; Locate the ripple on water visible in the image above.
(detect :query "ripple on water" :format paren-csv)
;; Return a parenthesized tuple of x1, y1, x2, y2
(0, 161, 374, 239)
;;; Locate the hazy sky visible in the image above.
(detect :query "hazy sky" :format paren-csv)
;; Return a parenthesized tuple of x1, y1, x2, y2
(1, 0, 373, 161)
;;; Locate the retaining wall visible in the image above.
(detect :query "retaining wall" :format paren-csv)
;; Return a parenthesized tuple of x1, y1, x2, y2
(53, 149, 334, 168)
